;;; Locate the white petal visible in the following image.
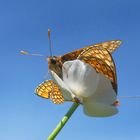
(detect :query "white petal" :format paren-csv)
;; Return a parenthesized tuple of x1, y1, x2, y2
(84, 73, 117, 104)
(50, 71, 73, 101)
(83, 73, 118, 117)
(63, 60, 99, 98)
(83, 102, 118, 117)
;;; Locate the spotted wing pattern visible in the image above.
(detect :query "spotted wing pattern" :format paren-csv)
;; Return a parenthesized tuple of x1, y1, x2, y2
(35, 80, 64, 104)
(78, 47, 117, 93)
(61, 40, 121, 63)
(78, 46, 116, 72)
(93, 40, 122, 53)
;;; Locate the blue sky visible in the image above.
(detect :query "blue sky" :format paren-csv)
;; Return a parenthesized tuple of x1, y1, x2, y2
(0, 0, 140, 139)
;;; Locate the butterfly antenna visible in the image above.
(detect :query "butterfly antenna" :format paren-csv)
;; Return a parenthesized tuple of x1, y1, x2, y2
(20, 50, 45, 57)
(119, 95, 140, 99)
(48, 28, 53, 56)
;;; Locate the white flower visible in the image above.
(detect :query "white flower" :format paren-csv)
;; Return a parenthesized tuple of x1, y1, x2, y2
(50, 60, 118, 117)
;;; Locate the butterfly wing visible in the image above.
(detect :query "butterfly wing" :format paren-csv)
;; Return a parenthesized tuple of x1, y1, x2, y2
(92, 40, 122, 53)
(78, 47, 117, 93)
(78, 46, 116, 72)
(61, 40, 121, 63)
(35, 80, 77, 103)
(35, 80, 64, 104)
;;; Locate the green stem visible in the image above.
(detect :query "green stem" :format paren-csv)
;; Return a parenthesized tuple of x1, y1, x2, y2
(47, 102, 79, 140)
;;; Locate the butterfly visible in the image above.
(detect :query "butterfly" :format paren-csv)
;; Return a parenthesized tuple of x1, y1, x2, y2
(35, 40, 122, 104)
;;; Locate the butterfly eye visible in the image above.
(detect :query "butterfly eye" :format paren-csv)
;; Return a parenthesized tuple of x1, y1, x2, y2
(51, 58, 57, 64)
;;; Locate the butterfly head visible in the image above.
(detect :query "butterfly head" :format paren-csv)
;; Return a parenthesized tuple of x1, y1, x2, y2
(48, 56, 57, 64)
(47, 56, 63, 78)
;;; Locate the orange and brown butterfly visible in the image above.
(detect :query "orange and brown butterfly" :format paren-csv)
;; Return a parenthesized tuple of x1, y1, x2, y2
(35, 30, 122, 104)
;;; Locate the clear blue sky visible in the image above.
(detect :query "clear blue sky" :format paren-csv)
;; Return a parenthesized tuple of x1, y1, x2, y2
(0, 0, 140, 140)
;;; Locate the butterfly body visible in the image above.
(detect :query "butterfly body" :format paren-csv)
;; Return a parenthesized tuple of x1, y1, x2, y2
(48, 56, 63, 78)
(36, 40, 122, 104)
